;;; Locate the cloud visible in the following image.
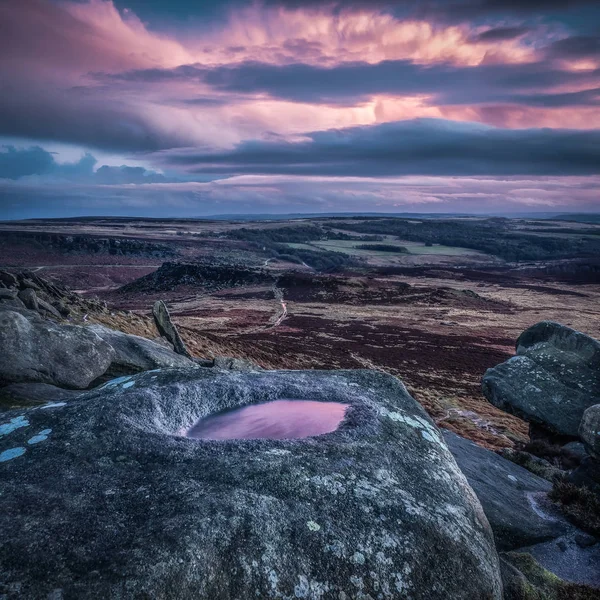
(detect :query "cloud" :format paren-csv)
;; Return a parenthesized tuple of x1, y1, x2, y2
(112, 58, 599, 109)
(545, 35, 600, 59)
(0, 145, 169, 183)
(472, 26, 531, 42)
(158, 118, 600, 177)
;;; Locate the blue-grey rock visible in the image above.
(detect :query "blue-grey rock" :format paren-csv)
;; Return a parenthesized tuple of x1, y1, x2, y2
(0, 369, 502, 599)
(86, 323, 197, 375)
(482, 322, 600, 436)
(443, 430, 567, 550)
(0, 310, 114, 389)
(580, 404, 600, 459)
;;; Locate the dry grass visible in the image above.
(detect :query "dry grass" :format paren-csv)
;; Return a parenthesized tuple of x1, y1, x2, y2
(549, 481, 600, 538)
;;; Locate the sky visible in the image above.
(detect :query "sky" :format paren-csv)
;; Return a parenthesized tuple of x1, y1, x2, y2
(1, 0, 599, 218)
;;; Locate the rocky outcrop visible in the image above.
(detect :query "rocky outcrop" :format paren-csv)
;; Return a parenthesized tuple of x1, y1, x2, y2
(152, 300, 191, 357)
(87, 324, 197, 374)
(482, 322, 600, 437)
(0, 310, 114, 389)
(123, 261, 273, 294)
(0, 369, 502, 599)
(0, 269, 108, 320)
(443, 430, 567, 550)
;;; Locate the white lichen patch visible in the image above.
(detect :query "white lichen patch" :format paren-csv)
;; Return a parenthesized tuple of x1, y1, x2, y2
(0, 415, 29, 437)
(265, 449, 292, 456)
(307, 520, 321, 532)
(310, 474, 347, 495)
(379, 408, 444, 448)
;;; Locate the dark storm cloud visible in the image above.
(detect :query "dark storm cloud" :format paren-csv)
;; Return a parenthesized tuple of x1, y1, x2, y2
(161, 119, 600, 177)
(472, 26, 531, 42)
(506, 88, 600, 108)
(0, 146, 169, 184)
(109, 59, 600, 108)
(545, 35, 600, 59)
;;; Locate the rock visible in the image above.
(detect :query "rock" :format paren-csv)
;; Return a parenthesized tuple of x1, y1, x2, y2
(152, 299, 191, 357)
(37, 297, 62, 319)
(0, 382, 81, 408)
(443, 430, 567, 549)
(580, 404, 600, 459)
(54, 300, 71, 317)
(563, 441, 589, 461)
(0, 295, 26, 311)
(0, 289, 17, 299)
(0, 310, 114, 389)
(212, 356, 262, 371)
(568, 456, 600, 494)
(86, 324, 198, 375)
(0, 369, 502, 599)
(17, 288, 38, 311)
(520, 534, 600, 589)
(0, 270, 18, 288)
(19, 278, 41, 291)
(482, 322, 600, 437)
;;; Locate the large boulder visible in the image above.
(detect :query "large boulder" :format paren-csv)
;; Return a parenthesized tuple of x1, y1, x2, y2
(0, 382, 82, 408)
(442, 431, 567, 550)
(0, 310, 114, 389)
(580, 404, 600, 459)
(0, 369, 503, 599)
(86, 324, 197, 375)
(482, 322, 600, 437)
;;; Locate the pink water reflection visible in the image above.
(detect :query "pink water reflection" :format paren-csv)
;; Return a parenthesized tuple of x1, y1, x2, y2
(187, 399, 348, 440)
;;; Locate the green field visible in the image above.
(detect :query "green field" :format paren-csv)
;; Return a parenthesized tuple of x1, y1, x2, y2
(286, 238, 482, 257)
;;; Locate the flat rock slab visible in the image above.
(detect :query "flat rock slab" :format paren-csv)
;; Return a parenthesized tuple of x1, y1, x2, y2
(443, 430, 567, 550)
(86, 324, 197, 374)
(483, 322, 600, 436)
(0, 369, 502, 600)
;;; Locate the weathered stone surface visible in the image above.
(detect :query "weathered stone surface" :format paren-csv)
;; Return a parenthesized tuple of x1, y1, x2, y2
(0, 289, 17, 299)
(580, 404, 600, 459)
(152, 299, 190, 357)
(0, 295, 26, 311)
(443, 430, 567, 550)
(482, 322, 600, 437)
(86, 324, 197, 374)
(0, 310, 114, 389)
(0, 369, 502, 599)
(17, 288, 38, 311)
(0, 382, 81, 408)
(37, 297, 62, 319)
